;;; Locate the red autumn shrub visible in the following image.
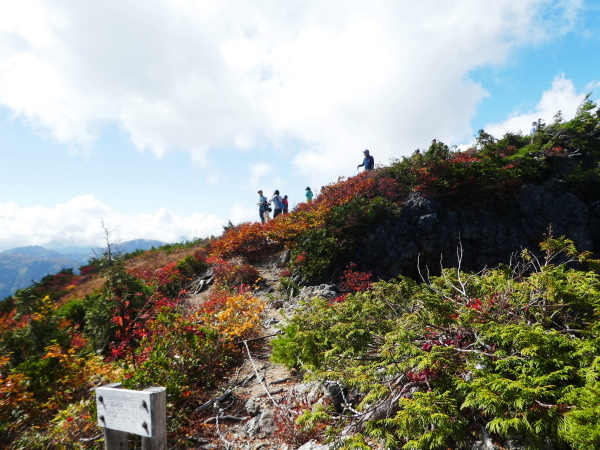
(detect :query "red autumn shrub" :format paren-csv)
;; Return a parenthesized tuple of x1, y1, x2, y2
(338, 263, 374, 293)
(207, 257, 261, 290)
(209, 222, 278, 260)
(331, 263, 374, 303)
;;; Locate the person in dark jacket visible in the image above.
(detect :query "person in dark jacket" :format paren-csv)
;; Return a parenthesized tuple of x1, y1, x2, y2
(282, 195, 289, 214)
(357, 149, 374, 171)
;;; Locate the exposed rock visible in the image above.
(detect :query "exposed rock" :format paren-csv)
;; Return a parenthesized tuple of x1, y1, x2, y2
(272, 250, 291, 268)
(298, 284, 338, 301)
(244, 398, 261, 417)
(354, 182, 600, 280)
(297, 441, 331, 450)
(292, 382, 327, 403)
(244, 409, 277, 438)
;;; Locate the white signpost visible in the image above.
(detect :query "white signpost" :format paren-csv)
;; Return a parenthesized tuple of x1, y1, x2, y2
(96, 383, 167, 450)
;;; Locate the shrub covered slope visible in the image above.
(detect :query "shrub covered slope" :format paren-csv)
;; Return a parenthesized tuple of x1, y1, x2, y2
(0, 98, 599, 449)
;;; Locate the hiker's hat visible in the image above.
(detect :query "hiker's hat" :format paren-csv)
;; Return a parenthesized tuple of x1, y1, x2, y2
(258, 190, 263, 193)
(306, 187, 310, 190)
(363, 149, 369, 154)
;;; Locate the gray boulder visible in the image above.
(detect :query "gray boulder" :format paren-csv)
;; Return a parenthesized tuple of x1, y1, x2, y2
(298, 284, 338, 301)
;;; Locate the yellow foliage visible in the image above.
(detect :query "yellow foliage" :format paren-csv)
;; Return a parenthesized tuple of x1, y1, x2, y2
(0, 357, 34, 429)
(207, 292, 266, 342)
(41, 343, 124, 410)
(30, 295, 57, 321)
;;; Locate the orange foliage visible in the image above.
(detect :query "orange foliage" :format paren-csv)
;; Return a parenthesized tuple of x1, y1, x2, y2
(313, 173, 400, 209)
(41, 344, 122, 410)
(544, 146, 568, 157)
(0, 357, 34, 430)
(266, 203, 328, 246)
(267, 173, 403, 246)
(210, 221, 277, 260)
(450, 152, 481, 165)
(0, 346, 120, 434)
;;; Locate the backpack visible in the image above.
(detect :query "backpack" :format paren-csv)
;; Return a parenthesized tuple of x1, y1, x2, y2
(273, 196, 283, 209)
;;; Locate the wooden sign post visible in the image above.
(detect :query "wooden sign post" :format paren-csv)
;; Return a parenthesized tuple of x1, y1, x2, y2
(95, 383, 167, 450)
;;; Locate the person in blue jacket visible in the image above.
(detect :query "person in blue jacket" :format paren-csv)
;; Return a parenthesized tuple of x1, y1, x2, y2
(357, 149, 374, 171)
(257, 190, 268, 224)
(305, 187, 313, 202)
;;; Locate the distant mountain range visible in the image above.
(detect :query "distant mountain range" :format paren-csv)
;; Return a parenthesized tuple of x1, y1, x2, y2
(0, 239, 164, 299)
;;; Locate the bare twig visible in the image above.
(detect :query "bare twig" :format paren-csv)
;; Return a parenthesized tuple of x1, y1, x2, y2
(242, 340, 281, 408)
(214, 414, 233, 450)
(234, 333, 279, 345)
(205, 415, 248, 423)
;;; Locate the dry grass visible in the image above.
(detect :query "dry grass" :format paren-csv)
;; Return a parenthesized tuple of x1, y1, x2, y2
(60, 244, 206, 303)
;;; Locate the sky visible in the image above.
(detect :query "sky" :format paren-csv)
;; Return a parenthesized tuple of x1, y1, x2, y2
(1, 0, 599, 251)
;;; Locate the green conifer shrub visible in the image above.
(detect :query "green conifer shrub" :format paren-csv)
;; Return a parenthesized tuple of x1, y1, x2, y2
(272, 236, 600, 449)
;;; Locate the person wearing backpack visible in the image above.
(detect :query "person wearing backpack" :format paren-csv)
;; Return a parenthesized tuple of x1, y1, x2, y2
(270, 190, 285, 218)
(257, 190, 269, 224)
(357, 149, 374, 171)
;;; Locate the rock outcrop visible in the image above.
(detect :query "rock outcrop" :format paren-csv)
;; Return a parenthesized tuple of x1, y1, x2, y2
(355, 180, 600, 279)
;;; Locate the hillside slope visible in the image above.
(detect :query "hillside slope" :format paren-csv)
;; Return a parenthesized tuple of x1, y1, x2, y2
(1, 99, 599, 449)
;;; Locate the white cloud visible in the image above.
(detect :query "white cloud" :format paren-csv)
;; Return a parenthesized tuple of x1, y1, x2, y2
(484, 75, 591, 137)
(0, 196, 224, 251)
(229, 203, 256, 225)
(0, 0, 587, 180)
(249, 162, 273, 188)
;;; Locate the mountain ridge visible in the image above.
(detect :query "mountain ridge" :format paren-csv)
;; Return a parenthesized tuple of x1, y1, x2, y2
(0, 239, 165, 299)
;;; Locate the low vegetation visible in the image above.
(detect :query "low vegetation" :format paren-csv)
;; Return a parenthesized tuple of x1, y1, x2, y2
(272, 236, 600, 449)
(0, 97, 598, 448)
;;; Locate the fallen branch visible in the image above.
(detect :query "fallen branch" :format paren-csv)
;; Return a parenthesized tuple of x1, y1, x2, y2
(205, 415, 249, 423)
(195, 389, 233, 412)
(257, 388, 284, 397)
(79, 434, 102, 443)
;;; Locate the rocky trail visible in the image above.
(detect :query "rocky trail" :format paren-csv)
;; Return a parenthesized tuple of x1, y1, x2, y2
(184, 255, 337, 450)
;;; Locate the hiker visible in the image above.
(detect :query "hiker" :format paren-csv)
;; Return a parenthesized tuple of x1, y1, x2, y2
(270, 190, 285, 218)
(257, 190, 269, 224)
(305, 187, 313, 202)
(357, 149, 374, 171)
(530, 122, 537, 135)
(530, 121, 540, 143)
(282, 195, 289, 214)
